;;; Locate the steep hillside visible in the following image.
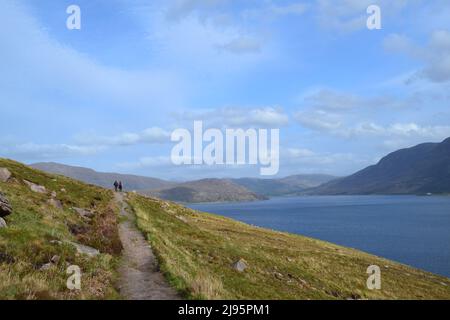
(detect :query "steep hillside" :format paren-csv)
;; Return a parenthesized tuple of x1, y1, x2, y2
(308, 138, 450, 195)
(31, 162, 174, 191)
(0, 159, 122, 299)
(128, 193, 450, 299)
(142, 179, 267, 203)
(233, 174, 336, 196)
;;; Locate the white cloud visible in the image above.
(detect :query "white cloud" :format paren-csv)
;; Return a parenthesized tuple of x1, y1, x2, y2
(217, 37, 262, 55)
(316, 0, 410, 32)
(384, 30, 450, 83)
(176, 106, 289, 128)
(0, 143, 104, 160)
(294, 87, 450, 153)
(295, 109, 342, 131)
(165, 0, 228, 21)
(0, 1, 183, 112)
(76, 127, 172, 146)
(242, 2, 309, 21)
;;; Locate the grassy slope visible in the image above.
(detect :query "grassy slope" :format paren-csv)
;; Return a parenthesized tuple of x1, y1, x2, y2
(0, 159, 122, 300)
(128, 193, 450, 300)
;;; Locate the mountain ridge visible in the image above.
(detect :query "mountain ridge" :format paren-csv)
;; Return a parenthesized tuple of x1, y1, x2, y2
(30, 162, 175, 191)
(307, 137, 450, 195)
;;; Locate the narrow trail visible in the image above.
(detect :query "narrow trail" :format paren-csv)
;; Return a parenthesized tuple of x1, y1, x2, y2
(115, 192, 180, 300)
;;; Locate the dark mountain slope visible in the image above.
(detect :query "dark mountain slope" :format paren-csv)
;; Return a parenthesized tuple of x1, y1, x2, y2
(309, 138, 450, 195)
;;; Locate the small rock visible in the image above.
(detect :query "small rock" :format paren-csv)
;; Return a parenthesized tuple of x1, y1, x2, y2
(50, 240, 63, 245)
(274, 272, 283, 280)
(232, 258, 247, 272)
(72, 207, 95, 219)
(67, 241, 100, 257)
(39, 262, 54, 271)
(0, 217, 7, 228)
(299, 279, 308, 287)
(24, 180, 47, 194)
(51, 191, 57, 198)
(60, 188, 66, 193)
(0, 193, 12, 218)
(48, 198, 63, 209)
(440, 282, 448, 287)
(51, 255, 60, 264)
(0, 168, 12, 182)
(176, 215, 188, 223)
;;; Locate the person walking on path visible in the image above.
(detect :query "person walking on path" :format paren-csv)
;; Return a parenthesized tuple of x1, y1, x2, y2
(114, 180, 119, 192)
(118, 181, 123, 192)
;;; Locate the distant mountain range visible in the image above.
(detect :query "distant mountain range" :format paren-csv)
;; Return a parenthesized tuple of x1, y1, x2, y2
(232, 174, 336, 196)
(30, 137, 450, 201)
(30, 162, 335, 203)
(307, 137, 450, 195)
(31, 162, 175, 191)
(142, 179, 267, 203)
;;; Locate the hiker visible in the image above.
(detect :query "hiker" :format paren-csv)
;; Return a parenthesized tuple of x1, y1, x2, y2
(118, 181, 123, 192)
(113, 180, 119, 192)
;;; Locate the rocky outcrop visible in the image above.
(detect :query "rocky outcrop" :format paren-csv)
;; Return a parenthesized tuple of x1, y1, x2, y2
(68, 241, 100, 257)
(48, 198, 63, 209)
(24, 180, 47, 194)
(0, 193, 12, 218)
(232, 259, 247, 272)
(0, 168, 11, 182)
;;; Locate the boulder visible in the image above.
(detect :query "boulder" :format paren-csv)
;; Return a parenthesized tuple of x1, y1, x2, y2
(0, 193, 12, 218)
(24, 180, 47, 194)
(48, 198, 63, 209)
(231, 258, 247, 272)
(0, 217, 7, 228)
(0, 168, 11, 182)
(67, 241, 100, 257)
(51, 255, 60, 264)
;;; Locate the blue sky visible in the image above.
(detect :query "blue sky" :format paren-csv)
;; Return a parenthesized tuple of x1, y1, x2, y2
(1, 0, 450, 180)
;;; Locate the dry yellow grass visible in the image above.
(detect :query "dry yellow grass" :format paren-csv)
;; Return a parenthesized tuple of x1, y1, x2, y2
(128, 193, 450, 300)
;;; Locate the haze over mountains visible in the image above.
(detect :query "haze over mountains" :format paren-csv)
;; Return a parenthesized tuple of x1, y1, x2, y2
(308, 137, 450, 195)
(29, 162, 336, 202)
(30, 137, 450, 201)
(232, 175, 336, 197)
(142, 179, 267, 203)
(31, 162, 175, 191)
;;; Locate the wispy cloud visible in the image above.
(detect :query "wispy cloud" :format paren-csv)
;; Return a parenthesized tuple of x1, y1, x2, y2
(384, 30, 450, 83)
(175, 106, 289, 128)
(0, 142, 104, 160)
(75, 127, 172, 146)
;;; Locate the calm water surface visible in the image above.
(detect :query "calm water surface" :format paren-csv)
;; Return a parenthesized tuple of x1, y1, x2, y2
(189, 196, 450, 277)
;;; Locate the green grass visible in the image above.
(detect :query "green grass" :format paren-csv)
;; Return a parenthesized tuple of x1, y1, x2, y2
(128, 193, 450, 300)
(0, 159, 122, 300)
